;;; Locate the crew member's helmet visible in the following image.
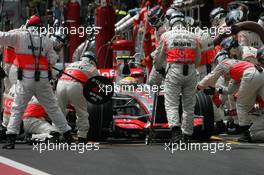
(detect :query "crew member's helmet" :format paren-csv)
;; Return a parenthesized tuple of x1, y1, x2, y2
(165, 6, 180, 21)
(214, 50, 230, 65)
(209, 7, 226, 26)
(81, 51, 97, 66)
(169, 11, 186, 28)
(51, 30, 66, 51)
(225, 9, 246, 26)
(148, 5, 165, 28)
(27, 15, 41, 27)
(227, 2, 249, 21)
(220, 37, 239, 51)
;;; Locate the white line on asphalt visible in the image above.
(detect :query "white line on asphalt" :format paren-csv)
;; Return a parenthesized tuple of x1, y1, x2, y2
(236, 143, 264, 147)
(0, 156, 51, 175)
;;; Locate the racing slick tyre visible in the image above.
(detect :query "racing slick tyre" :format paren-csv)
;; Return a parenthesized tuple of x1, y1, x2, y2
(87, 101, 113, 141)
(193, 92, 214, 141)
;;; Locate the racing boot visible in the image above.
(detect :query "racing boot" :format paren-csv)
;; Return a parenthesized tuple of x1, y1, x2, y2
(0, 125, 7, 142)
(227, 124, 245, 135)
(63, 130, 74, 144)
(24, 133, 33, 145)
(78, 137, 87, 144)
(2, 134, 16, 149)
(49, 131, 61, 143)
(170, 126, 182, 143)
(214, 120, 228, 135)
(237, 130, 252, 142)
(226, 119, 235, 129)
(181, 134, 192, 143)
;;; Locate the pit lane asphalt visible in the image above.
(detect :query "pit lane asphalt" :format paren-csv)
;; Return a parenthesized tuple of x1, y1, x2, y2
(0, 137, 264, 175)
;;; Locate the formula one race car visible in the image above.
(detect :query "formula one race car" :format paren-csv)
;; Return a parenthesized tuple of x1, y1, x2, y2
(80, 56, 215, 142)
(86, 88, 214, 142)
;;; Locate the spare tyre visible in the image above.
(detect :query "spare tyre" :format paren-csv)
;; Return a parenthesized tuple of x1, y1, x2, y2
(193, 92, 214, 141)
(87, 101, 113, 141)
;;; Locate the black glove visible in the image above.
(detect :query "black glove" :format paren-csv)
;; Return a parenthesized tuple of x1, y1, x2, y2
(157, 68, 165, 77)
(203, 87, 216, 95)
(255, 64, 263, 73)
(0, 66, 6, 79)
(218, 88, 224, 94)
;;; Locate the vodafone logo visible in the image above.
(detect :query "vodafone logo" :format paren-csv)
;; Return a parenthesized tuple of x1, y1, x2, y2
(98, 68, 144, 78)
(98, 69, 116, 78)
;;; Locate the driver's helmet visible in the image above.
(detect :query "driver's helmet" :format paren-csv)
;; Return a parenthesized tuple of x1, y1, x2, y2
(119, 76, 138, 92)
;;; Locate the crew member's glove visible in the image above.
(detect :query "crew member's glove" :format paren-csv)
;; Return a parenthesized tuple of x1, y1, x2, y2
(256, 96, 264, 109)
(141, 56, 153, 70)
(255, 64, 263, 73)
(225, 109, 237, 116)
(217, 87, 224, 94)
(203, 87, 216, 95)
(156, 67, 165, 77)
(212, 94, 222, 108)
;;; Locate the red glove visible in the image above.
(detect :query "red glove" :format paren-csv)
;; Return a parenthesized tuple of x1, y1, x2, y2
(212, 94, 222, 108)
(256, 96, 264, 109)
(141, 56, 153, 72)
